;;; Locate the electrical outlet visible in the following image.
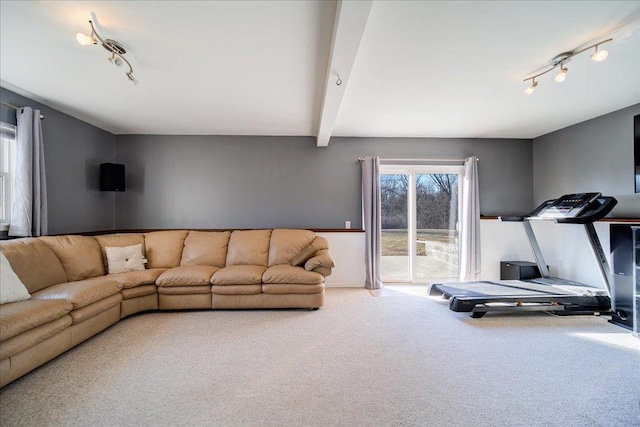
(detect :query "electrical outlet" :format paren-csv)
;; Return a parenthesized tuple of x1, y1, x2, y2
(345, 221, 351, 229)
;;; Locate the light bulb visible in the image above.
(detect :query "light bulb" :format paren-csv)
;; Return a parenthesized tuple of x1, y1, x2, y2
(127, 72, 138, 86)
(524, 80, 538, 95)
(554, 67, 568, 83)
(590, 46, 608, 62)
(76, 32, 94, 46)
(107, 54, 123, 67)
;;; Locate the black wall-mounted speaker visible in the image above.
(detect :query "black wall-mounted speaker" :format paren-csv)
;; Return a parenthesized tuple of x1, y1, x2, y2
(100, 163, 125, 192)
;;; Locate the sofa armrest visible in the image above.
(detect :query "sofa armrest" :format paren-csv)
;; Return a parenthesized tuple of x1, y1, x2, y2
(304, 249, 335, 271)
(312, 266, 332, 277)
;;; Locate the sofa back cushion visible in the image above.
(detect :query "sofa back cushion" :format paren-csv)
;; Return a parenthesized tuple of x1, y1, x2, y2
(268, 229, 316, 266)
(181, 231, 231, 267)
(144, 230, 189, 268)
(39, 235, 105, 281)
(0, 238, 68, 293)
(226, 230, 272, 266)
(95, 233, 146, 269)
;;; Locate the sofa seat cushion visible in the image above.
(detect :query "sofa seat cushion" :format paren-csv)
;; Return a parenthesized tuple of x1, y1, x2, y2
(157, 266, 220, 287)
(211, 265, 267, 285)
(107, 268, 166, 289)
(0, 315, 72, 360)
(262, 284, 325, 294)
(69, 294, 122, 324)
(32, 278, 123, 310)
(157, 286, 211, 295)
(39, 235, 105, 281)
(0, 299, 73, 342)
(211, 285, 262, 295)
(262, 265, 324, 285)
(121, 285, 157, 300)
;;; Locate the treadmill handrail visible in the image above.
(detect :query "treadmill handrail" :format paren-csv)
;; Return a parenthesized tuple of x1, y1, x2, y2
(499, 200, 555, 222)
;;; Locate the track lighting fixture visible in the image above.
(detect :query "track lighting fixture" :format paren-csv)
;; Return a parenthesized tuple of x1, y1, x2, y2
(522, 38, 611, 94)
(76, 20, 137, 85)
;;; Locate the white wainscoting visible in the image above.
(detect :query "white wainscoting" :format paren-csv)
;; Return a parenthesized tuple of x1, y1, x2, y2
(317, 232, 365, 287)
(320, 220, 616, 288)
(473, 220, 613, 288)
(480, 219, 533, 282)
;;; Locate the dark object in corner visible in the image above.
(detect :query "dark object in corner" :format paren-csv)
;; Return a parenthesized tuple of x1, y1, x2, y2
(100, 163, 125, 192)
(500, 261, 542, 280)
(609, 224, 634, 329)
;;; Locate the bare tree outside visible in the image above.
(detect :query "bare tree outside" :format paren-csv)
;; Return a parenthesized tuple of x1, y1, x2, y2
(416, 174, 458, 231)
(381, 174, 408, 229)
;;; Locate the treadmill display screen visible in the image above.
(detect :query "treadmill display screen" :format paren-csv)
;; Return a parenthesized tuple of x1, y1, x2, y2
(539, 193, 600, 219)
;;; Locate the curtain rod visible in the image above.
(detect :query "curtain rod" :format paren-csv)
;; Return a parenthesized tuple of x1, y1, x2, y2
(0, 100, 45, 120)
(357, 157, 478, 162)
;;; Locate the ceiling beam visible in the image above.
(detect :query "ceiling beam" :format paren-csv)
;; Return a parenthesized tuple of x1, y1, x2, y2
(316, 0, 373, 147)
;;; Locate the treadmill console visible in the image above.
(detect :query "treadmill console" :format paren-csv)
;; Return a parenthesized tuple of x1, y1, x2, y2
(537, 193, 601, 219)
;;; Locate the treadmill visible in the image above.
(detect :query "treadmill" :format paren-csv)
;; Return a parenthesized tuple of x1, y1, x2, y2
(429, 193, 618, 318)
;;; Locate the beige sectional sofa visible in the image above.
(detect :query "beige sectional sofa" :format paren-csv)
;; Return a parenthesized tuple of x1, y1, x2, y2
(0, 229, 334, 388)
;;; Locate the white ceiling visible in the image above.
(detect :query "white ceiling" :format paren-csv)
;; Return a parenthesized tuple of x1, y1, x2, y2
(1, 1, 639, 144)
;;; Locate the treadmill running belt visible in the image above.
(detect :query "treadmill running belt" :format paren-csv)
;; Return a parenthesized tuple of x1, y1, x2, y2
(432, 281, 571, 297)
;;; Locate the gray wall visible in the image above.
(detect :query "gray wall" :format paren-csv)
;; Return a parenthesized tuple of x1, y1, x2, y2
(533, 103, 640, 217)
(115, 135, 533, 229)
(0, 88, 116, 235)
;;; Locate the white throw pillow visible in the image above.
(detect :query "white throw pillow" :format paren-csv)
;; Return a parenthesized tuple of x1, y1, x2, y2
(105, 244, 146, 274)
(0, 251, 31, 304)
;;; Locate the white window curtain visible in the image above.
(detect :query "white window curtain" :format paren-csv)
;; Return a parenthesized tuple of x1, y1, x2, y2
(459, 156, 480, 281)
(361, 156, 382, 290)
(9, 107, 48, 237)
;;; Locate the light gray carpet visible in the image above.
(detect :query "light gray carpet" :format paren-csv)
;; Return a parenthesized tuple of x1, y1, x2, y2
(1, 287, 639, 426)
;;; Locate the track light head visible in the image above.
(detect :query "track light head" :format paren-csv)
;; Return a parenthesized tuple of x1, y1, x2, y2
(107, 53, 123, 67)
(524, 79, 538, 95)
(590, 45, 608, 62)
(126, 71, 138, 86)
(554, 66, 568, 83)
(76, 32, 95, 46)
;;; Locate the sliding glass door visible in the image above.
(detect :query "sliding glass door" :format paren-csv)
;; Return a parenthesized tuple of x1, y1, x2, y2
(381, 166, 462, 283)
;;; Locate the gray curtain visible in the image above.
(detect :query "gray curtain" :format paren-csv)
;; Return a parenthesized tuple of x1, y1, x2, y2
(459, 156, 480, 281)
(9, 107, 47, 237)
(362, 156, 382, 289)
